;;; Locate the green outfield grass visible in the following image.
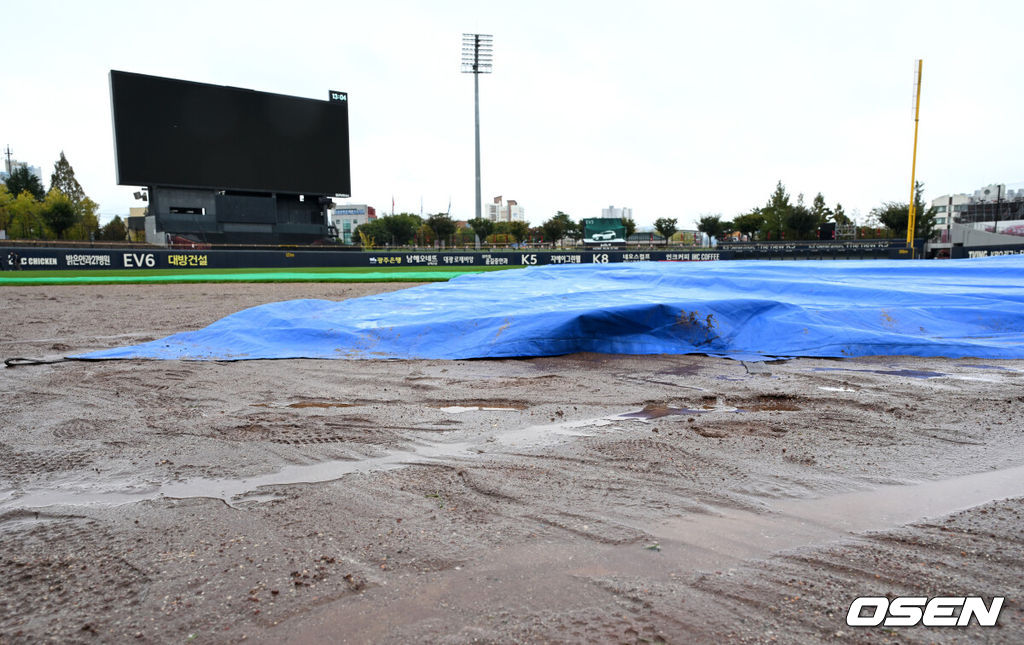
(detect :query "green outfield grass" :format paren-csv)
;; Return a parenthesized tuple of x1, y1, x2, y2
(0, 265, 524, 285)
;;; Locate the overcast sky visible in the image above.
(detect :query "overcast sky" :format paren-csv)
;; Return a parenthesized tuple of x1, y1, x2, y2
(3, 0, 1022, 228)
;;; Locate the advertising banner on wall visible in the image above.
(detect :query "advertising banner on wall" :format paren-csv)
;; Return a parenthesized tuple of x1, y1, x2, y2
(1, 247, 739, 271)
(1, 241, 919, 271)
(968, 219, 1024, 238)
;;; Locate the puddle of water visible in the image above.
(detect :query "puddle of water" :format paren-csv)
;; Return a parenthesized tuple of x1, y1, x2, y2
(0, 439, 480, 512)
(493, 417, 621, 448)
(944, 375, 1003, 383)
(619, 405, 708, 420)
(645, 463, 1024, 571)
(881, 369, 947, 378)
(1, 477, 167, 510)
(273, 462, 1024, 643)
(0, 402, 763, 513)
(818, 386, 856, 392)
(0, 412, 643, 511)
(159, 439, 481, 503)
(251, 401, 361, 409)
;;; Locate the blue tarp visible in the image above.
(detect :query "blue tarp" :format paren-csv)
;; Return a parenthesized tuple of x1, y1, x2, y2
(74, 256, 1024, 361)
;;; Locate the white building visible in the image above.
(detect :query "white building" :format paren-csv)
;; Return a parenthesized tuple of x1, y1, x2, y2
(930, 193, 973, 229)
(486, 196, 525, 223)
(601, 205, 632, 220)
(331, 204, 377, 244)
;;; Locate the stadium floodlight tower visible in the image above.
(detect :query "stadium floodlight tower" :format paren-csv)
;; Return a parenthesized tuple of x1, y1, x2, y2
(462, 33, 493, 221)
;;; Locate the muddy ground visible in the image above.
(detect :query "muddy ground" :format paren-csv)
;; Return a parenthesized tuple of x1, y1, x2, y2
(0, 282, 1022, 644)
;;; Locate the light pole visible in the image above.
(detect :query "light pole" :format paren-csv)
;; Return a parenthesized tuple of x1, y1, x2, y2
(462, 34, 493, 221)
(994, 184, 1003, 234)
(946, 195, 952, 245)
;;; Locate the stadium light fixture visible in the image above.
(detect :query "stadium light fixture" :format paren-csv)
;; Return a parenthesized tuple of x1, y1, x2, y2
(462, 33, 493, 221)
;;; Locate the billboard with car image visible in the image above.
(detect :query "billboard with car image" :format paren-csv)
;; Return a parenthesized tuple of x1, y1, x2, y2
(583, 218, 626, 245)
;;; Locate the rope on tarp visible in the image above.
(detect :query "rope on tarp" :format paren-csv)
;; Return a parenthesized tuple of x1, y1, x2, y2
(4, 357, 71, 368)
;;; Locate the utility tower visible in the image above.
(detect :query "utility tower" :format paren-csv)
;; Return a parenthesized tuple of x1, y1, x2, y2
(461, 33, 493, 221)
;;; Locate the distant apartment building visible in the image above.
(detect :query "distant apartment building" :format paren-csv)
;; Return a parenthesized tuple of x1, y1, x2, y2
(486, 196, 525, 223)
(930, 193, 973, 229)
(331, 204, 377, 244)
(601, 205, 633, 220)
(0, 158, 44, 185)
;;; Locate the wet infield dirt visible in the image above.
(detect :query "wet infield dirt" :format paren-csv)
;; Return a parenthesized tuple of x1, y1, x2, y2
(1, 282, 1022, 643)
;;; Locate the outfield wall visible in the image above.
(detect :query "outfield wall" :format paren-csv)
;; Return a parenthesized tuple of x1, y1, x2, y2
(1, 240, 920, 271)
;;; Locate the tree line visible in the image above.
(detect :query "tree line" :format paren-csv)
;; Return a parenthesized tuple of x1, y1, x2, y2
(357, 179, 939, 250)
(4, 160, 938, 246)
(695, 180, 938, 242)
(1, 152, 127, 241)
(353, 213, 530, 248)
(355, 211, 630, 248)
(499, 211, 640, 248)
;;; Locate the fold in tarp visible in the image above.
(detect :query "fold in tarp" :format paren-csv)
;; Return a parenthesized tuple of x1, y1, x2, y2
(74, 256, 1024, 361)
